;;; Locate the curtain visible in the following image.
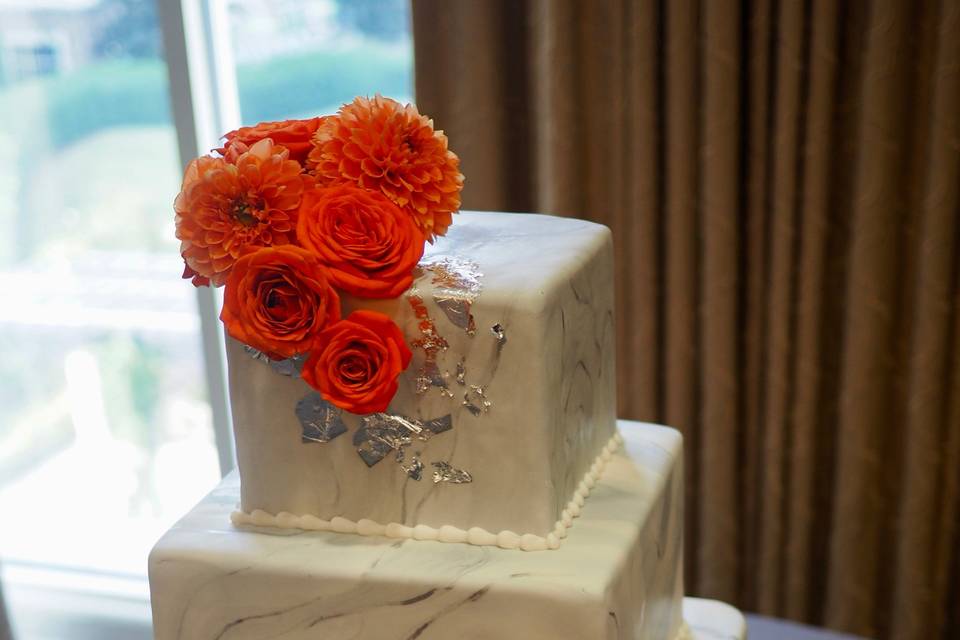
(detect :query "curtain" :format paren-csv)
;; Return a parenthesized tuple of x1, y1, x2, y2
(411, 1, 960, 638)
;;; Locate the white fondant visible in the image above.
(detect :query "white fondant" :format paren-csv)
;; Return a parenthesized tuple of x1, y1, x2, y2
(231, 431, 624, 551)
(149, 421, 686, 640)
(226, 212, 617, 537)
(683, 598, 747, 639)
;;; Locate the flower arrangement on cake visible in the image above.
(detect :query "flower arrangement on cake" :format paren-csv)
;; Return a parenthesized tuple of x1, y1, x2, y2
(174, 95, 463, 415)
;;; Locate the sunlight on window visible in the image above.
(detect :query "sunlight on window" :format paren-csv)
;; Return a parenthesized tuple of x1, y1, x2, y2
(0, 0, 218, 578)
(0, 0, 414, 607)
(227, 0, 413, 122)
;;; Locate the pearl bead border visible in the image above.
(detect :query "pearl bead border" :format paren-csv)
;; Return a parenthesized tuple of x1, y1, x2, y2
(231, 430, 624, 552)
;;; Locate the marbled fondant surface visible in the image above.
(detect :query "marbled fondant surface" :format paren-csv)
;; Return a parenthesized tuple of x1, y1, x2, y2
(227, 212, 617, 537)
(230, 431, 626, 551)
(149, 421, 684, 640)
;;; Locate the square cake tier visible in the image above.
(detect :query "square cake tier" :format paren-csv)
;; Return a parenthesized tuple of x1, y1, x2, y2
(150, 421, 685, 640)
(227, 212, 617, 539)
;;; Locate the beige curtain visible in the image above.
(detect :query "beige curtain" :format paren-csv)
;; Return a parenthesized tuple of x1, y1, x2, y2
(411, 1, 960, 638)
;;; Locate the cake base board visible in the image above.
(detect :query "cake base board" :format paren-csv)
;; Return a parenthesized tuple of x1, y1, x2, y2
(149, 421, 691, 639)
(684, 597, 747, 639)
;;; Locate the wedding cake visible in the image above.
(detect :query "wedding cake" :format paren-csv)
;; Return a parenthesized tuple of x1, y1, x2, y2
(148, 96, 744, 639)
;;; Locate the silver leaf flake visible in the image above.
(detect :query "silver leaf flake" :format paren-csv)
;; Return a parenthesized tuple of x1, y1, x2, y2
(401, 455, 424, 481)
(418, 361, 453, 397)
(420, 255, 483, 336)
(462, 385, 491, 416)
(270, 357, 304, 377)
(490, 323, 507, 361)
(435, 298, 476, 335)
(422, 414, 453, 436)
(431, 461, 473, 484)
(455, 358, 466, 386)
(353, 413, 453, 468)
(243, 344, 273, 366)
(295, 392, 347, 443)
(244, 345, 304, 378)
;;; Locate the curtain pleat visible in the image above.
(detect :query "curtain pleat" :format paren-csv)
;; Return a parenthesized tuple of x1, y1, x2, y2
(411, 1, 533, 211)
(699, 0, 741, 603)
(411, 0, 960, 636)
(805, 0, 869, 624)
(827, 0, 928, 634)
(783, 0, 837, 622)
(622, 0, 662, 421)
(756, 0, 805, 614)
(529, 0, 578, 215)
(661, 0, 703, 592)
(892, 2, 960, 637)
(739, 0, 773, 610)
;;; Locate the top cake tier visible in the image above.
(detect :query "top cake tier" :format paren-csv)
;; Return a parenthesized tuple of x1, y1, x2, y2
(227, 211, 616, 541)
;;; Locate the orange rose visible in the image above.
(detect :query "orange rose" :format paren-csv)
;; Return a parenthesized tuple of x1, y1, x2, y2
(218, 117, 325, 165)
(220, 246, 341, 359)
(302, 310, 412, 414)
(297, 184, 425, 299)
(307, 96, 463, 239)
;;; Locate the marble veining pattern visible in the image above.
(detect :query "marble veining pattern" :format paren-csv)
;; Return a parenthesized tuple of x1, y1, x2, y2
(230, 431, 625, 551)
(149, 422, 694, 640)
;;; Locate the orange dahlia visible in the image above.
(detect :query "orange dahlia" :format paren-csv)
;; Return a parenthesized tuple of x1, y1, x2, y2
(307, 95, 463, 239)
(175, 139, 307, 286)
(217, 116, 325, 165)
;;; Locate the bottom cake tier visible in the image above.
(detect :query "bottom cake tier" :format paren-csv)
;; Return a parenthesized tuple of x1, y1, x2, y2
(149, 421, 691, 639)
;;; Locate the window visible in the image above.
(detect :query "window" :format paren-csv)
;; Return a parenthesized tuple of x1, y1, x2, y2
(0, 0, 219, 579)
(0, 0, 413, 637)
(226, 0, 413, 121)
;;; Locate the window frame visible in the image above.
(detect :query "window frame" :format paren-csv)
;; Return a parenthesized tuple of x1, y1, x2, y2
(157, 0, 241, 477)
